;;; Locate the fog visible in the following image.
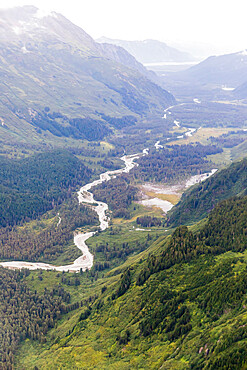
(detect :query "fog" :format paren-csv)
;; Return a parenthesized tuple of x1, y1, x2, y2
(0, 0, 246, 57)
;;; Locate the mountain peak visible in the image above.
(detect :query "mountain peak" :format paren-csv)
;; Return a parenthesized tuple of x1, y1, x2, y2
(0, 5, 96, 53)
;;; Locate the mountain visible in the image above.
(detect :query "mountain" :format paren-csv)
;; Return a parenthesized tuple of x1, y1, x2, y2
(97, 37, 195, 64)
(0, 6, 175, 147)
(14, 193, 247, 369)
(96, 40, 160, 84)
(233, 80, 247, 99)
(164, 49, 247, 87)
(168, 157, 247, 226)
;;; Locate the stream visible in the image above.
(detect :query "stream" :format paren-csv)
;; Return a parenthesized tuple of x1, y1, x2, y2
(0, 132, 217, 272)
(0, 153, 141, 272)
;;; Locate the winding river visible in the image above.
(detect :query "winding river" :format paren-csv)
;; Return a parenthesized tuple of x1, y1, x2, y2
(0, 153, 141, 272)
(0, 129, 217, 273)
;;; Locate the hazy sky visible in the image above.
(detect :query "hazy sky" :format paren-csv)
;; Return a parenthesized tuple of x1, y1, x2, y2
(0, 0, 247, 57)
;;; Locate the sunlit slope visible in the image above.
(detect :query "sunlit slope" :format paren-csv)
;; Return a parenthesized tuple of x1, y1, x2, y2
(16, 195, 247, 369)
(0, 6, 175, 147)
(168, 157, 247, 226)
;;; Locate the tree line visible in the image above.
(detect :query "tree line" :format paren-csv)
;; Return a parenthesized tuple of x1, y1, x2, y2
(0, 267, 81, 369)
(0, 150, 92, 228)
(132, 143, 222, 183)
(0, 198, 98, 262)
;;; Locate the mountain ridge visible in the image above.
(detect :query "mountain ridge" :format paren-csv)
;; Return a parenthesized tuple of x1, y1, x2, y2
(163, 49, 247, 87)
(97, 37, 195, 64)
(0, 6, 175, 149)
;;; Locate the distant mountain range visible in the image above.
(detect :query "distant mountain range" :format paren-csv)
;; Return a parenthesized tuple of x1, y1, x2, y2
(161, 49, 247, 99)
(172, 50, 247, 86)
(0, 6, 175, 146)
(234, 81, 247, 98)
(96, 37, 195, 64)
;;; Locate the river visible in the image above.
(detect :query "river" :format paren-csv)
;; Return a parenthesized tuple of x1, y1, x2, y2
(0, 136, 216, 272)
(0, 153, 141, 272)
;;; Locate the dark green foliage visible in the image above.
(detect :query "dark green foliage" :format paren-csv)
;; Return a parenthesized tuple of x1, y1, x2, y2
(0, 198, 98, 262)
(136, 216, 163, 227)
(116, 329, 130, 345)
(0, 150, 92, 228)
(114, 268, 132, 298)
(200, 196, 247, 254)
(133, 144, 222, 183)
(204, 342, 247, 369)
(138, 195, 247, 285)
(69, 118, 112, 141)
(139, 284, 191, 339)
(0, 267, 77, 369)
(14, 192, 247, 368)
(197, 268, 247, 317)
(93, 234, 151, 270)
(79, 307, 92, 322)
(99, 114, 137, 129)
(169, 158, 247, 226)
(136, 226, 199, 285)
(209, 130, 247, 148)
(30, 109, 112, 141)
(93, 175, 138, 218)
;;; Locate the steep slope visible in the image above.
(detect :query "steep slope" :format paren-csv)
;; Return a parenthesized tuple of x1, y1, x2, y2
(15, 195, 247, 369)
(168, 157, 247, 226)
(0, 6, 175, 147)
(97, 37, 195, 64)
(96, 41, 160, 84)
(0, 150, 92, 228)
(233, 80, 247, 99)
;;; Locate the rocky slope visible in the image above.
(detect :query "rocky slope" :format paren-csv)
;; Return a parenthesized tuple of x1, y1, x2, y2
(0, 6, 175, 146)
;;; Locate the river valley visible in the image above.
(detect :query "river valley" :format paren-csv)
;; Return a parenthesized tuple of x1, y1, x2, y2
(0, 142, 217, 272)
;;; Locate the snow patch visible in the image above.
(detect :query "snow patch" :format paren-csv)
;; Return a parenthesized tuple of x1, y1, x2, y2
(35, 9, 56, 19)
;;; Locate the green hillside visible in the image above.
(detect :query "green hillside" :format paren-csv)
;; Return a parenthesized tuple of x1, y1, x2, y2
(0, 150, 91, 228)
(0, 6, 175, 153)
(1, 6, 247, 370)
(13, 195, 247, 369)
(168, 157, 247, 226)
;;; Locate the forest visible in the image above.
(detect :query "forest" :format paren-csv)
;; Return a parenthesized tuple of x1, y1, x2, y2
(29, 108, 112, 141)
(92, 174, 138, 219)
(132, 143, 222, 183)
(209, 130, 247, 148)
(136, 216, 163, 227)
(36, 193, 247, 369)
(0, 198, 98, 262)
(0, 267, 81, 370)
(137, 195, 247, 285)
(169, 157, 247, 226)
(0, 150, 92, 228)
